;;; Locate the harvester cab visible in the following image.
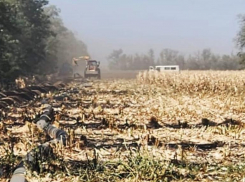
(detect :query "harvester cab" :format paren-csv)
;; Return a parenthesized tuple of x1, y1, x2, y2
(84, 60, 101, 79)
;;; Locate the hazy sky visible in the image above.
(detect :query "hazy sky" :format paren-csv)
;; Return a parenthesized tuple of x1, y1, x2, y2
(48, 0, 244, 61)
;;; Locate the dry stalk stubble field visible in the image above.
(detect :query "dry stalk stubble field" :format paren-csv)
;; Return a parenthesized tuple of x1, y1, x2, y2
(1, 70, 245, 181)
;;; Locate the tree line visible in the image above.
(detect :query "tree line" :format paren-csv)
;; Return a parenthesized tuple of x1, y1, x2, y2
(107, 48, 241, 71)
(0, 0, 88, 83)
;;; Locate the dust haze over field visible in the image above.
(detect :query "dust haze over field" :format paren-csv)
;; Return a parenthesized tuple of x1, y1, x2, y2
(49, 0, 244, 63)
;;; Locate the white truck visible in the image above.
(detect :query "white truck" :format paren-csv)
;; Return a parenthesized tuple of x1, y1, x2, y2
(149, 65, 180, 72)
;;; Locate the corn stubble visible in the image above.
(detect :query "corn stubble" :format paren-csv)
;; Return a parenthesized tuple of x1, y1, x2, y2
(1, 70, 245, 181)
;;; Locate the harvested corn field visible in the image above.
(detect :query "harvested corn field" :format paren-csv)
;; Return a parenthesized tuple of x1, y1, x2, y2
(137, 70, 245, 94)
(1, 71, 245, 182)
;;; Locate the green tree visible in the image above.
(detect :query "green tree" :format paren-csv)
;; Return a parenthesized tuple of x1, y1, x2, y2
(0, 0, 52, 80)
(15, 0, 51, 75)
(107, 49, 123, 69)
(0, 0, 22, 80)
(148, 49, 154, 66)
(237, 15, 245, 67)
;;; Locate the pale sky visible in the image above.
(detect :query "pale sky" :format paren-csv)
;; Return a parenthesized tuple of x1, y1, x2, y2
(48, 0, 244, 61)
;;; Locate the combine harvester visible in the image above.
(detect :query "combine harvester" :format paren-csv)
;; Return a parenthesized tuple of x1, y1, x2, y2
(57, 55, 101, 81)
(73, 56, 101, 79)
